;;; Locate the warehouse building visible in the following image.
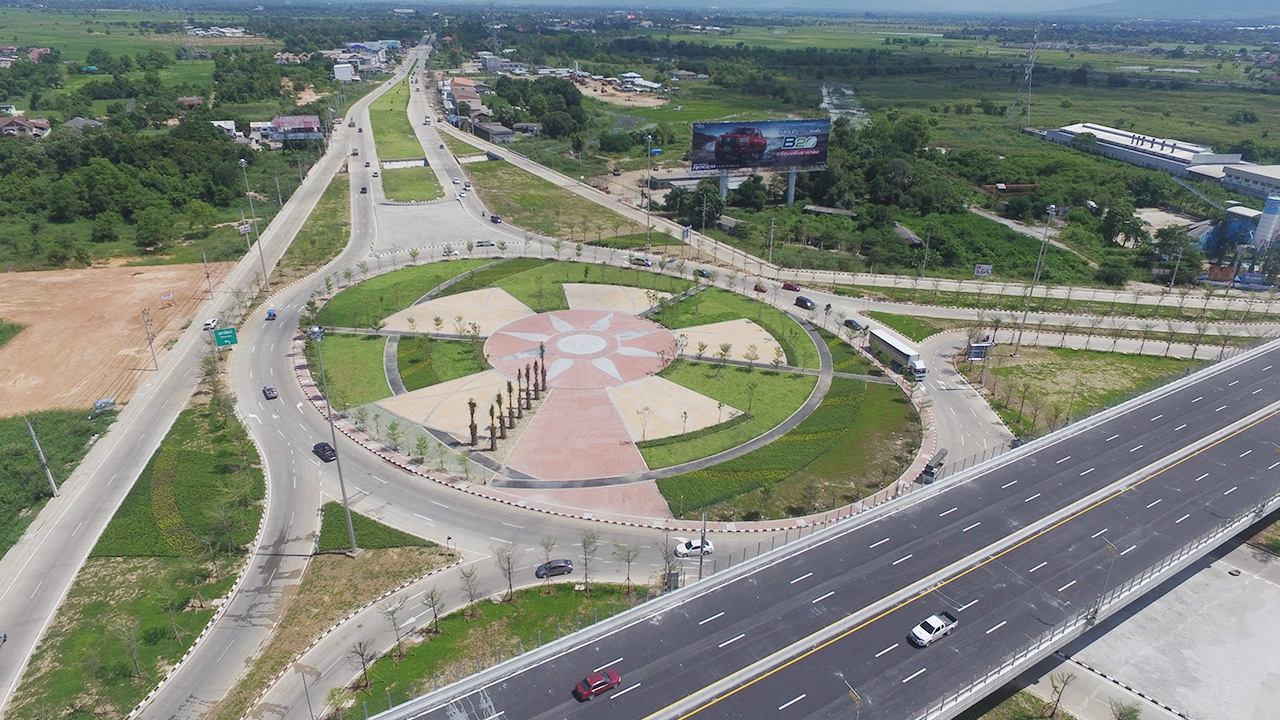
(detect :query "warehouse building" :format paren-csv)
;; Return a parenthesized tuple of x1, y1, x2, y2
(1043, 123, 1241, 177)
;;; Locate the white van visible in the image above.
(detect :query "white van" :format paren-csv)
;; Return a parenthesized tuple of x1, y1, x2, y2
(203, 318, 218, 330)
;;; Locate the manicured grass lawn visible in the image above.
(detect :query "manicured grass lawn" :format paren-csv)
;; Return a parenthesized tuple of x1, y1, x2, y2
(380, 165, 444, 202)
(440, 131, 484, 155)
(317, 259, 488, 328)
(464, 160, 636, 241)
(963, 346, 1200, 438)
(317, 501, 432, 553)
(649, 288, 820, 369)
(304, 334, 392, 409)
(866, 311, 952, 343)
(369, 76, 427, 160)
(642, 360, 816, 469)
(278, 173, 349, 277)
(498, 260, 694, 312)
(10, 403, 262, 718)
(818, 328, 878, 375)
(398, 338, 490, 392)
(346, 584, 650, 716)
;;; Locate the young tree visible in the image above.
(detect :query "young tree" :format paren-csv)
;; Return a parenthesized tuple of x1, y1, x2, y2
(491, 543, 519, 602)
(421, 584, 446, 634)
(715, 343, 733, 378)
(743, 344, 760, 369)
(579, 530, 600, 594)
(349, 639, 379, 689)
(458, 566, 482, 613)
(612, 542, 641, 590)
(379, 598, 407, 658)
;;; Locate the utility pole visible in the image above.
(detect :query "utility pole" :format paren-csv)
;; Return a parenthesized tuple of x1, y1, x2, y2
(308, 326, 360, 556)
(698, 512, 708, 581)
(25, 416, 59, 498)
(768, 217, 776, 266)
(1013, 205, 1054, 357)
(201, 247, 215, 298)
(239, 158, 271, 292)
(920, 228, 931, 278)
(645, 134, 653, 250)
(141, 309, 159, 371)
(1169, 245, 1184, 290)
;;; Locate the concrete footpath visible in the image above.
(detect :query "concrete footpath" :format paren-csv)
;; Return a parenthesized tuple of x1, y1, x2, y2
(1016, 537, 1280, 720)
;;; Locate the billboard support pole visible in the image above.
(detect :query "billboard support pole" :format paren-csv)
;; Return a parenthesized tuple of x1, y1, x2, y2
(718, 171, 728, 201)
(786, 171, 797, 207)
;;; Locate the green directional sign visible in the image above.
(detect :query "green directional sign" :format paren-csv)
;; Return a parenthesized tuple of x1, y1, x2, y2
(213, 327, 239, 347)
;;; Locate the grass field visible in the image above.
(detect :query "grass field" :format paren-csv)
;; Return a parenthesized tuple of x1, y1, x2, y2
(0, 8, 277, 62)
(649, 287, 820, 369)
(962, 346, 1200, 438)
(380, 165, 444, 202)
(398, 338, 490, 391)
(304, 334, 392, 410)
(656, 378, 919, 520)
(344, 584, 650, 717)
(643, 360, 816, 470)
(277, 173, 349, 280)
(866, 311, 953, 343)
(452, 258, 694, 312)
(316, 259, 488, 328)
(317, 501, 431, 553)
(464, 160, 637, 241)
(440, 131, 484, 155)
(370, 76, 428, 161)
(819, 328, 878, 375)
(10, 402, 263, 718)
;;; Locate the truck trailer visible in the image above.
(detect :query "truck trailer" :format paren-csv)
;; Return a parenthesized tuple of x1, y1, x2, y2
(868, 327, 926, 381)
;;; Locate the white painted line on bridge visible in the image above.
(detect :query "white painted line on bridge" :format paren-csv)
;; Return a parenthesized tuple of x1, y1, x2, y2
(1240, 449, 1253, 458)
(1150, 414, 1163, 421)
(1129, 444, 1144, 452)
(1228, 380, 1239, 387)
(902, 668, 927, 683)
(962, 522, 981, 532)
(1080, 467, 1095, 476)
(1225, 486, 1238, 496)
(812, 591, 836, 603)
(958, 599, 979, 611)
(1056, 455, 1071, 464)
(790, 572, 813, 584)
(1024, 493, 1041, 503)
(501, 522, 523, 529)
(778, 694, 807, 711)
(1092, 528, 1108, 539)
(1001, 480, 1018, 489)
(1215, 405, 1227, 412)
(1174, 424, 1187, 431)
(1146, 499, 1162, 509)
(892, 554, 913, 566)
(1029, 561, 1047, 573)
(593, 657, 623, 672)
(1195, 473, 1209, 482)
(1120, 545, 1137, 556)
(875, 643, 898, 658)
(1176, 514, 1190, 524)
(430, 500, 449, 508)
(611, 684, 640, 699)
(1191, 396, 1203, 403)
(1105, 434, 1120, 441)
(939, 507, 958, 518)
(699, 612, 725, 625)
(986, 621, 1007, 634)
(1057, 580, 1077, 593)
(869, 538, 890, 549)
(719, 633, 746, 648)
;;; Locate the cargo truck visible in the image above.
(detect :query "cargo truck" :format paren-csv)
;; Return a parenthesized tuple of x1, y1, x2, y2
(868, 327, 926, 381)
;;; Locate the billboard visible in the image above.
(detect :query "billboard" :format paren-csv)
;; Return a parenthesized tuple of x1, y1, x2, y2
(691, 119, 830, 173)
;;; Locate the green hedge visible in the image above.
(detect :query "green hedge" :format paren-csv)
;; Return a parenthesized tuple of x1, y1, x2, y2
(635, 412, 754, 449)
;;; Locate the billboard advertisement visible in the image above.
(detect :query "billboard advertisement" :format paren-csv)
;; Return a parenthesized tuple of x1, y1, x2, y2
(691, 119, 830, 173)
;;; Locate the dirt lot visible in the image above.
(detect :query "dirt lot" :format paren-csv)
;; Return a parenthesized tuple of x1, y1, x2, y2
(0, 262, 234, 417)
(576, 77, 668, 108)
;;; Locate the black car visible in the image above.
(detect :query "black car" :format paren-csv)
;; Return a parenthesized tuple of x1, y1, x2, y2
(843, 318, 865, 332)
(313, 442, 337, 462)
(795, 296, 816, 310)
(535, 558, 574, 578)
(489, 215, 502, 224)
(695, 268, 711, 278)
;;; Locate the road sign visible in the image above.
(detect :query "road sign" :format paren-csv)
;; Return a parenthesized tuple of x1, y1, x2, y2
(974, 264, 993, 277)
(213, 327, 238, 347)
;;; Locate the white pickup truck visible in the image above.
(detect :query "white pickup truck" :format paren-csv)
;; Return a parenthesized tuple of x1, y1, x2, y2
(909, 611, 958, 647)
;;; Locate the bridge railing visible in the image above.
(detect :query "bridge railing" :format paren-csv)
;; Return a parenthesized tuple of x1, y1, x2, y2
(911, 489, 1280, 720)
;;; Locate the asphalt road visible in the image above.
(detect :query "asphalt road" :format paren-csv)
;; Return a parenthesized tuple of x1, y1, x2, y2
(368, 342, 1280, 720)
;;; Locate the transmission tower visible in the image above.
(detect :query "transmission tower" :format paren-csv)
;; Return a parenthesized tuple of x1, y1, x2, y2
(1006, 25, 1039, 129)
(487, 7, 502, 57)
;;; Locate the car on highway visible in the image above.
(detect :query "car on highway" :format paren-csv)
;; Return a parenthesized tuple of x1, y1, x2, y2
(452, 178, 461, 184)
(909, 611, 958, 647)
(573, 669, 621, 700)
(490, 215, 502, 224)
(313, 442, 337, 462)
(695, 268, 711, 278)
(535, 558, 574, 578)
(262, 385, 278, 400)
(360, 187, 368, 194)
(629, 256, 653, 268)
(459, 191, 467, 198)
(351, 149, 359, 156)
(843, 318, 865, 332)
(714, 126, 767, 163)
(266, 309, 277, 321)
(782, 282, 801, 291)
(673, 537, 714, 557)
(358, 127, 363, 133)
(364, 161, 371, 167)
(439, 143, 445, 149)
(753, 283, 767, 293)
(476, 240, 495, 247)
(202, 318, 218, 330)
(442, 248, 461, 257)
(795, 296, 816, 310)
(372, 171, 379, 177)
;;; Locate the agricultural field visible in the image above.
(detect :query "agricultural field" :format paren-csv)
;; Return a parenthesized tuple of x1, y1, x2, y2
(0, 8, 276, 62)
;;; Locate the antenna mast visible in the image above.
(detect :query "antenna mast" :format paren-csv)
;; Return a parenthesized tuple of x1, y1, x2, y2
(1007, 25, 1039, 129)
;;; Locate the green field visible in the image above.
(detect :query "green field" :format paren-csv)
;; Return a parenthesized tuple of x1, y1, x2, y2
(10, 403, 263, 718)
(317, 501, 430, 553)
(649, 287, 820, 369)
(464, 160, 639, 241)
(380, 165, 444, 202)
(278, 173, 350, 278)
(316, 259, 488, 328)
(642, 360, 816, 470)
(0, 8, 277, 62)
(303, 333, 392, 410)
(819, 328, 878, 375)
(440, 131, 484, 155)
(657, 378, 918, 520)
(866, 311, 952, 343)
(369, 76, 428, 160)
(398, 338, 490, 391)
(435, 258, 694, 313)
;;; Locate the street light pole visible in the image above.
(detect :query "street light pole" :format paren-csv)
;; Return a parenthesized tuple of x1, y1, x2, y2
(239, 158, 272, 293)
(308, 326, 359, 555)
(645, 134, 653, 251)
(1013, 205, 1054, 357)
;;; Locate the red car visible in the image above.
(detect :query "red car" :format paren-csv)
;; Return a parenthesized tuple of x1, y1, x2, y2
(782, 282, 800, 292)
(754, 283, 767, 293)
(714, 126, 767, 163)
(573, 669, 622, 700)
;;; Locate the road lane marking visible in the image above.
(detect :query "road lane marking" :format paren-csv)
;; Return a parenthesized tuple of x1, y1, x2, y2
(869, 538, 889, 549)
(1029, 561, 1047, 573)
(699, 612, 725, 625)
(612, 684, 640, 699)
(778, 694, 806, 711)
(1024, 493, 1041, 503)
(1057, 580, 1077, 592)
(892, 554, 913, 566)
(71, 522, 82, 537)
(957, 599, 979, 611)
(413, 513, 432, 521)
(789, 573, 813, 584)
(1080, 468, 1095, 476)
(939, 507, 958, 517)
(1265, 365, 1274, 372)
(812, 591, 836, 603)
(1192, 396, 1202, 403)
(1129, 444, 1144, 452)
(430, 500, 449, 508)
(1120, 545, 1137, 556)
(1195, 473, 1208, 482)
(489, 537, 512, 543)
(1256, 388, 1264, 395)
(1146, 499, 1162, 509)
(875, 643, 898, 658)
(1228, 380, 1239, 387)
(1105, 434, 1120, 441)
(1271, 462, 1280, 471)
(962, 522, 981, 532)
(1056, 455, 1071, 464)
(1225, 486, 1238, 496)
(902, 668, 927, 683)
(593, 657, 623, 672)
(1174, 424, 1187, 431)
(501, 522, 524, 529)
(1092, 528, 1109, 539)
(372, 475, 388, 484)
(1176, 514, 1190, 524)
(1150, 414, 1163, 421)
(1240, 449, 1253, 458)
(719, 633, 746, 648)
(1216, 405, 1227, 412)
(1001, 480, 1018, 489)
(986, 621, 1007, 634)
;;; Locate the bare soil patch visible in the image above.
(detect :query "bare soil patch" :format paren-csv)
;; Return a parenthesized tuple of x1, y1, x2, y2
(0, 262, 234, 416)
(578, 78, 668, 108)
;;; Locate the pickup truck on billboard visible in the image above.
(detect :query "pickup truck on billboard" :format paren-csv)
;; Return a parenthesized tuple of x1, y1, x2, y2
(691, 119, 830, 173)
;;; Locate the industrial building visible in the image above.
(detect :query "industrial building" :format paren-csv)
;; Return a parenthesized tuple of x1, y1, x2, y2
(1222, 165, 1280, 201)
(1043, 123, 1242, 177)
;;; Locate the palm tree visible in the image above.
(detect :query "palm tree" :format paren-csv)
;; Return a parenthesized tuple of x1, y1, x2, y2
(507, 381, 517, 424)
(495, 393, 507, 439)
(467, 398, 478, 446)
(531, 362, 540, 400)
(488, 405, 498, 451)
(538, 343, 548, 390)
